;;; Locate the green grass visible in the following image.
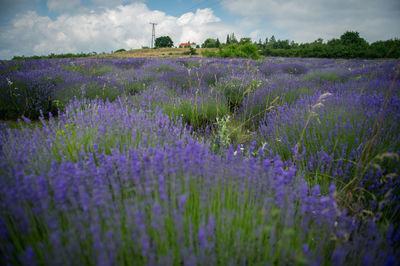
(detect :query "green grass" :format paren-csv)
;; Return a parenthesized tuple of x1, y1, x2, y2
(0, 80, 58, 120)
(137, 176, 316, 265)
(0, 119, 44, 130)
(1, 171, 322, 265)
(301, 69, 344, 83)
(163, 96, 229, 129)
(215, 77, 262, 112)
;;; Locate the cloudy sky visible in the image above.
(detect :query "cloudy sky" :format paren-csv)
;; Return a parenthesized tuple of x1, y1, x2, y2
(0, 0, 399, 59)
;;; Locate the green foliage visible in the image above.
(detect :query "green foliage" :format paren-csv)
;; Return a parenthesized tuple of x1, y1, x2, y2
(51, 106, 159, 162)
(183, 47, 198, 55)
(211, 114, 254, 152)
(239, 38, 252, 45)
(0, 78, 58, 120)
(258, 31, 400, 59)
(163, 95, 229, 129)
(302, 70, 345, 83)
(367, 39, 400, 58)
(229, 33, 238, 43)
(155, 36, 174, 48)
(340, 31, 367, 46)
(215, 114, 231, 147)
(154, 179, 314, 265)
(265, 37, 291, 49)
(218, 43, 260, 60)
(114, 48, 126, 53)
(189, 47, 197, 55)
(88, 65, 117, 76)
(215, 76, 262, 112)
(202, 38, 218, 48)
(201, 49, 218, 58)
(225, 33, 238, 45)
(54, 81, 121, 111)
(12, 52, 97, 60)
(258, 92, 399, 196)
(123, 81, 147, 95)
(281, 64, 308, 75)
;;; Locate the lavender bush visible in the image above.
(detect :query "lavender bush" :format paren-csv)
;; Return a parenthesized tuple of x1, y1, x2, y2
(0, 56, 399, 265)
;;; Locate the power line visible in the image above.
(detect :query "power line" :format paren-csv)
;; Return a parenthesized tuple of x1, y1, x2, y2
(148, 1, 220, 48)
(149, 22, 157, 48)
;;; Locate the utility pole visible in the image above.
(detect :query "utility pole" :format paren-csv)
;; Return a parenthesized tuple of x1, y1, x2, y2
(149, 22, 157, 48)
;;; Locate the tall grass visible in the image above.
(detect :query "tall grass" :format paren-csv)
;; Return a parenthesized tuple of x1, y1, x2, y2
(163, 93, 229, 130)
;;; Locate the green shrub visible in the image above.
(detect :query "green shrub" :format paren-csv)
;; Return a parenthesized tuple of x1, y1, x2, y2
(201, 49, 218, 57)
(123, 81, 147, 95)
(215, 77, 262, 112)
(302, 69, 344, 83)
(281, 64, 308, 75)
(163, 96, 229, 129)
(114, 48, 126, 53)
(12, 52, 96, 60)
(0, 78, 58, 120)
(218, 43, 260, 59)
(183, 47, 198, 55)
(89, 65, 117, 76)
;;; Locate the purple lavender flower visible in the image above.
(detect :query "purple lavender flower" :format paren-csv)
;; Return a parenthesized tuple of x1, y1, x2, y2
(178, 194, 187, 213)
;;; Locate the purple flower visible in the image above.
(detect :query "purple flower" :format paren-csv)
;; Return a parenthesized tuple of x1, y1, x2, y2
(178, 194, 187, 213)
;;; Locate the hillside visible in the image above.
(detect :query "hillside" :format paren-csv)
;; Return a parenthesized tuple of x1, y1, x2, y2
(102, 47, 218, 58)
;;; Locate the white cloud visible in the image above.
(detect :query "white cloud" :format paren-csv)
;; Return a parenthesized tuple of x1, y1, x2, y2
(90, 0, 125, 6)
(220, 0, 400, 42)
(0, 3, 233, 59)
(177, 8, 220, 25)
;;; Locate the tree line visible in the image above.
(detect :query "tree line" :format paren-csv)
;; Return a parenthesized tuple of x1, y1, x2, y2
(201, 31, 400, 59)
(10, 31, 399, 60)
(12, 52, 99, 60)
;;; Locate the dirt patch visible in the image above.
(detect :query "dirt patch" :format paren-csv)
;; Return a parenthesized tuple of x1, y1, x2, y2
(100, 47, 218, 58)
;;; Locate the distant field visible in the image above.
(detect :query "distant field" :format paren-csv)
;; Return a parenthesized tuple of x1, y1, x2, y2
(102, 47, 218, 58)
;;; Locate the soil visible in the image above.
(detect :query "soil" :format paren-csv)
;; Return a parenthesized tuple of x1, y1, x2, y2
(100, 47, 218, 58)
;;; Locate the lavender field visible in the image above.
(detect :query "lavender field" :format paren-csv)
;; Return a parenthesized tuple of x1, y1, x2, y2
(0, 57, 399, 265)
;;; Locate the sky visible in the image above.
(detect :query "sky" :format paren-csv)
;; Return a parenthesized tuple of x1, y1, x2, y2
(0, 0, 399, 59)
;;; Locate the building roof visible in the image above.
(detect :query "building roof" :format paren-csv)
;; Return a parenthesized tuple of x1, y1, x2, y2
(179, 41, 196, 47)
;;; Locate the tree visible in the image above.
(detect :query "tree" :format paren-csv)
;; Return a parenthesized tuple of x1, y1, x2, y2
(183, 47, 198, 55)
(155, 36, 174, 48)
(267, 35, 276, 49)
(239, 37, 251, 45)
(340, 31, 367, 46)
(326, 38, 345, 58)
(207, 30, 399, 59)
(275, 39, 290, 49)
(258, 38, 262, 47)
(339, 31, 369, 58)
(202, 38, 217, 48)
(218, 43, 259, 59)
(226, 34, 230, 45)
(230, 33, 238, 43)
(368, 39, 400, 58)
(216, 38, 220, 48)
